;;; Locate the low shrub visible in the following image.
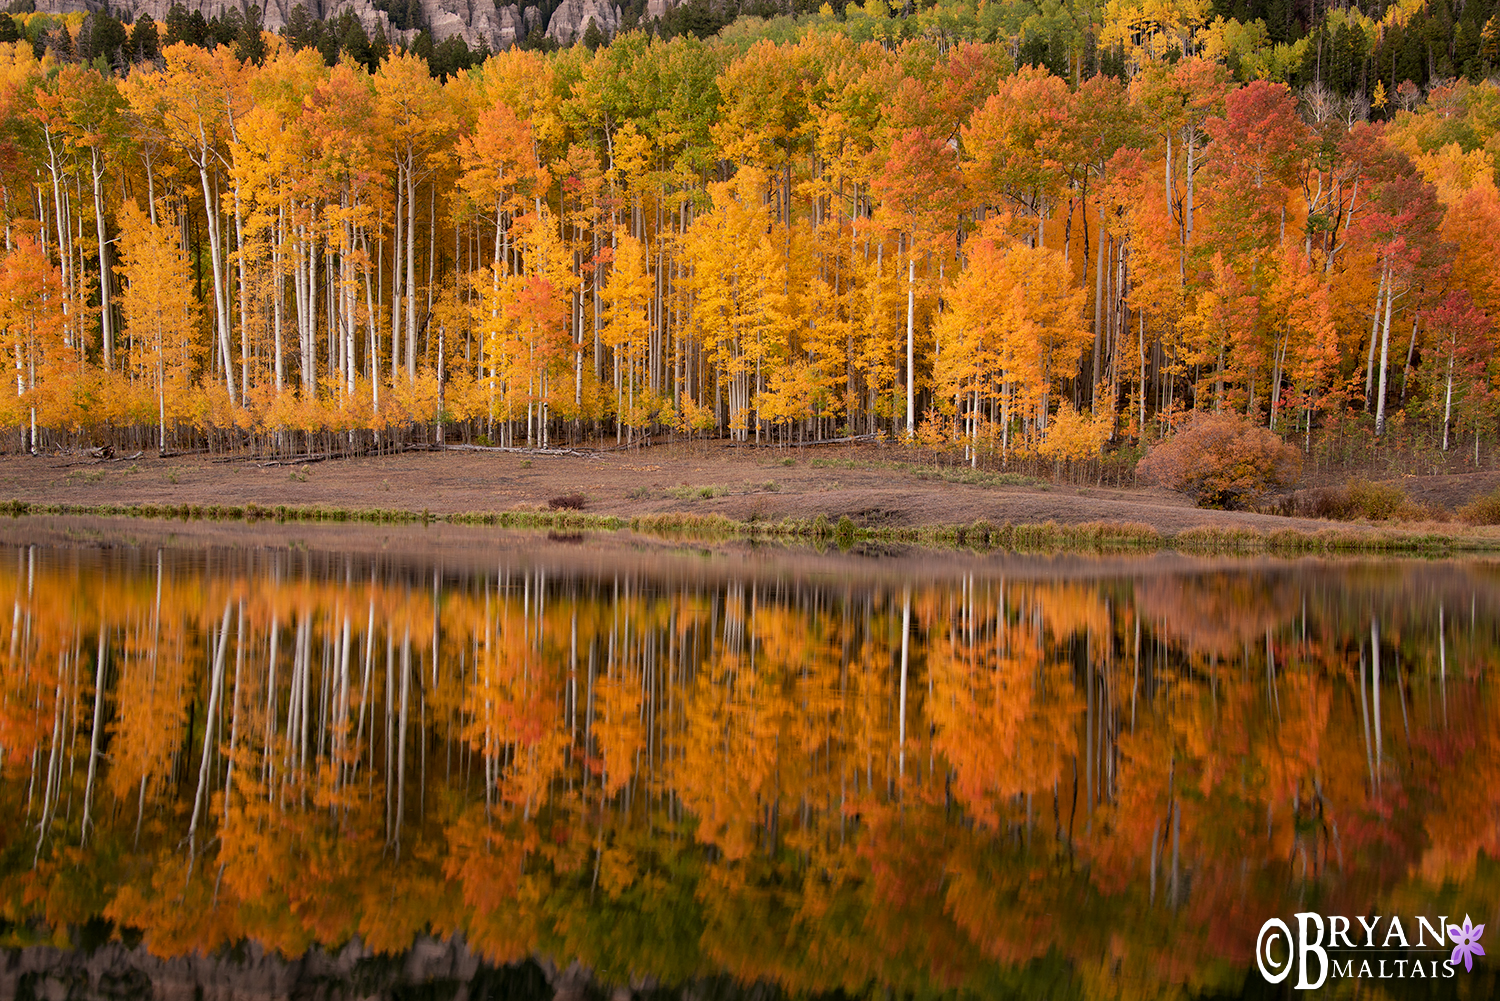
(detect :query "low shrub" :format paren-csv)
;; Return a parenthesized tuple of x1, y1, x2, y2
(835, 514, 857, 547)
(1345, 479, 1418, 520)
(1137, 412, 1301, 509)
(548, 494, 585, 511)
(1459, 488, 1500, 525)
(1280, 479, 1440, 522)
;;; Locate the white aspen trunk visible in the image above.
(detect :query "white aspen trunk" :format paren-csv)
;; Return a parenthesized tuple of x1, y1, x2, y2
(395, 628, 411, 852)
(232, 182, 249, 401)
(1269, 330, 1288, 430)
(1374, 266, 1395, 437)
(91, 150, 113, 370)
(406, 155, 418, 382)
(34, 679, 63, 863)
(264, 616, 278, 795)
(1443, 351, 1454, 451)
(81, 628, 106, 843)
(1138, 311, 1147, 433)
(906, 256, 915, 437)
(352, 599, 375, 783)
(337, 615, 351, 785)
(307, 229, 319, 396)
(384, 634, 394, 837)
(158, 363, 166, 454)
(188, 601, 233, 861)
(426, 180, 436, 328)
(43, 130, 74, 349)
(273, 205, 285, 393)
(300, 620, 311, 778)
(361, 229, 379, 413)
(391, 174, 403, 383)
(1184, 131, 1195, 244)
(1092, 234, 1107, 412)
(223, 602, 243, 825)
(1365, 260, 1387, 405)
(344, 216, 356, 398)
(293, 234, 307, 394)
(197, 164, 236, 404)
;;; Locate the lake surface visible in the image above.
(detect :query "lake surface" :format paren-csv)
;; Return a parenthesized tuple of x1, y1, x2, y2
(0, 518, 1496, 1000)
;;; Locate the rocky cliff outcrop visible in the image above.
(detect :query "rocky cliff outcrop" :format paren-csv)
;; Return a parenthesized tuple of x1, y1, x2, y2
(37, 0, 558, 54)
(543, 0, 620, 46)
(426, 0, 543, 50)
(39, 0, 395, 42)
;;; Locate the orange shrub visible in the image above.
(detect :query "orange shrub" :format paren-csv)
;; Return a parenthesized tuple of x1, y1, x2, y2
(1137, 412, 1302, 509)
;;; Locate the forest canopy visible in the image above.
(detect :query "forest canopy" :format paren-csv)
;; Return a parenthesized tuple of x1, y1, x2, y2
(0, 1, 1498, 462)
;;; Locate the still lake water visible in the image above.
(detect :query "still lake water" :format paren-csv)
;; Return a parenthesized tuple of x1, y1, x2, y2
(0, 517, 1497, 1000)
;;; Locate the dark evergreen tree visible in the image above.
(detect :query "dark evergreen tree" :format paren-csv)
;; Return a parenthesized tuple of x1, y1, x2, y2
(582, 17, 604, 49)
(371, 21, 391, 63)
(1264, 0, 1298, 44)
(432, 31, 475, 76)
(210, 7, 242, 48)
(48, 22, 74, 61)
(519, 19, 556, 50)
(130, 13, 160, 61)
(79, 11, 128, 63)
(336, 10, 374, 69)
(237, 5, 266, 63)
(317, 18, 340, 63)
(1395, 18, 1426, 87)
(282, 4, 320, 50)
(164, 4, 209, 47)
(1329, 21, 1365, 96)
(0, 13, 19, 43)
(411, 26, 434, 61)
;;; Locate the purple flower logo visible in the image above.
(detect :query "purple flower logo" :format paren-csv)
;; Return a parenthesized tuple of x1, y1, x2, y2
(1449, 914, 1486, 972)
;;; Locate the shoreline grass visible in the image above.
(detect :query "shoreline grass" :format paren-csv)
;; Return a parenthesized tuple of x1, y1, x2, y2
(4, 499, 1498, 556)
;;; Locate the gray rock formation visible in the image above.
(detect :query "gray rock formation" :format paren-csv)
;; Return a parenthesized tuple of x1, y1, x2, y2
(543, 0, 620, 46)
(34, 0, 579, 53)
(426, 0, 532, 50)
(38, 0, 397, 43)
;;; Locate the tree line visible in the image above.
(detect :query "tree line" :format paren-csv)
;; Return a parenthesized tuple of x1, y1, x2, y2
(0, 5, 1498, 460)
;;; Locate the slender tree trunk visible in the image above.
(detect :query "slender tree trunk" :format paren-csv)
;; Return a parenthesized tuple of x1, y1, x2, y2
(197, 164, 236, 405)
(1374, 267, 1395, 437)
(406, 155, 418, 383)
(1443, 350, 1454, 451)
(273, 205, 285, 393)
(91, 151, 113, 370)
(395, 628, 411, 854)
(391, 174, 403, 383)
(1365, 259, 1387, 406)
(188, 601, 233, 865)
(232, 182, 249, 402)
(906, 255, 915, 437)
(81, 627, 106, 843)
(223, 602, 244, 825)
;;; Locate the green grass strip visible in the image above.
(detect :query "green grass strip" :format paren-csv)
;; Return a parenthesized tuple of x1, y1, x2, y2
(5, 499, 1498, 555)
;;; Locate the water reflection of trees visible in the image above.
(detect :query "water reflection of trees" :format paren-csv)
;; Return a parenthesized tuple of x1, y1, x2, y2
(1, 545, 1497, 998)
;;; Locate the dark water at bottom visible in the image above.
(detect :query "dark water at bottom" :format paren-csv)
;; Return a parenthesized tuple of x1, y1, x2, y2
(0, 517, 1496, 1000)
